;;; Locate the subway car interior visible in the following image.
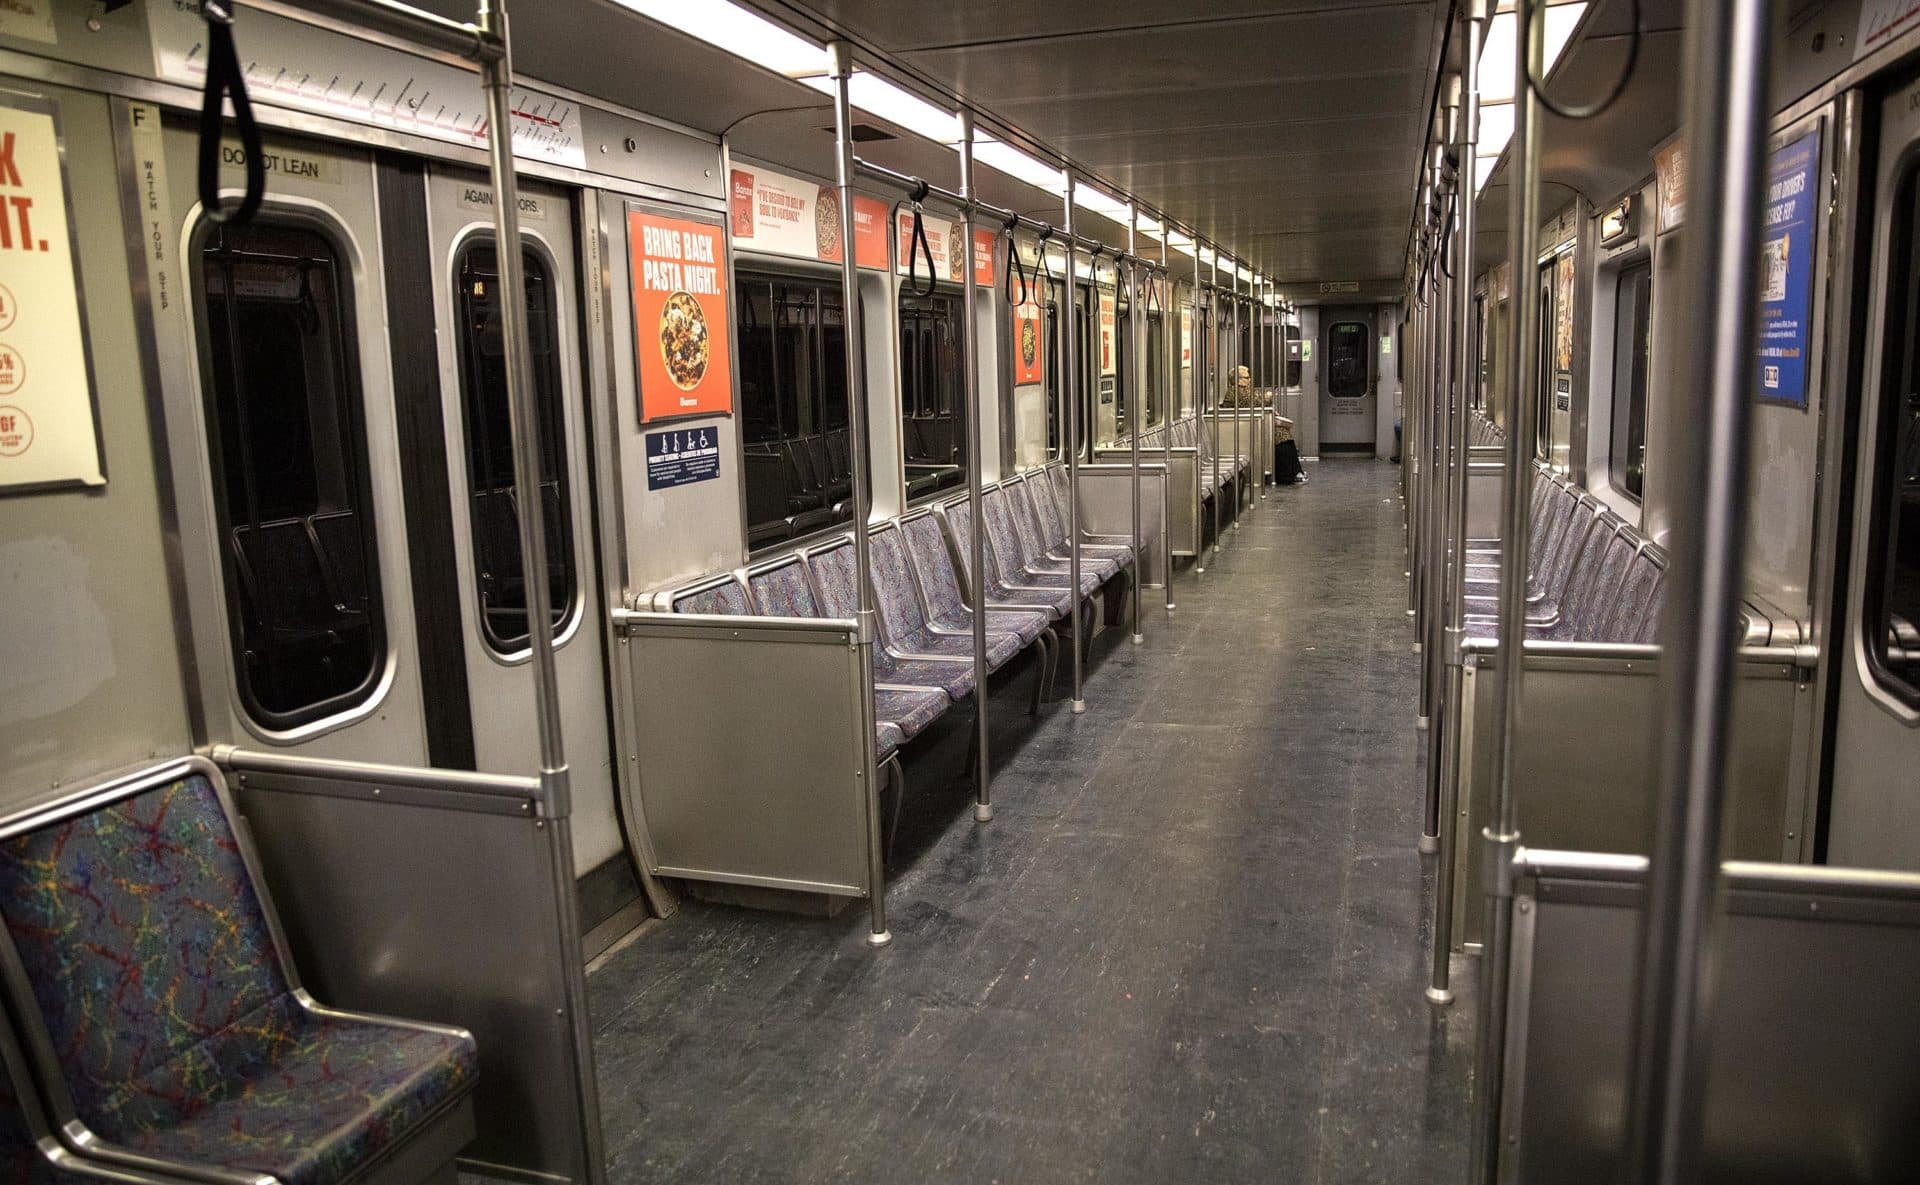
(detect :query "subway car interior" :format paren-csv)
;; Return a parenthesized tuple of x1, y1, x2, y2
(1, 0, 1917, 1181)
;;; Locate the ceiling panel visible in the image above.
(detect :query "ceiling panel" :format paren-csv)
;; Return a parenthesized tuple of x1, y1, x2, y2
(771, 0, 1394, 51)
(773, 0, 1446, 284)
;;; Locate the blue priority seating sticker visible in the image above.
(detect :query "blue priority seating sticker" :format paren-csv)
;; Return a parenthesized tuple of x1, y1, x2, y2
(645, 425, 722, 490)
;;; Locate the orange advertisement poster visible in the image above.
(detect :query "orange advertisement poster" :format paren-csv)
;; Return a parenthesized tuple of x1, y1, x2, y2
(628, 206, 733, 424)
(853, 196, 890, 270)
(1012, 300, 1044, 386)
(972, 230, 997, 288)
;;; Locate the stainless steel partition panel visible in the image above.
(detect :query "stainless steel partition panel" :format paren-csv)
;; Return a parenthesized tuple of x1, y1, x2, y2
(1073, 465, 1170, 589)
(1451, 646, 1806, 948)
(1500, 852, 1920, 1183)
(620, 614, 872, 895)
(1466, 458, 1506, 543)
(218, 749, 601, 1185)
(1096, 444, 1199, 557)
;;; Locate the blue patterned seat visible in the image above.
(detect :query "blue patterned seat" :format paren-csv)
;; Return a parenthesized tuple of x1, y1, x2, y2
(937, 499, 1074, 617)
(982, 488, 1104, 597)
(869, 526, 1022, 669)
(669, 575, 750, 615)
(900, 512, 1049, 645)
(0, 771, 477, 1185)
(748, 556, 955, 745)
(1004, 480, 1123, 582)
(1024, 472, 1134, 564)
(806, 539, 978, 701)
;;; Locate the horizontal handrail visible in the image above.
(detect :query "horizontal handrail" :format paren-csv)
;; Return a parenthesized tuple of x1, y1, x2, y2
(1515, 847, 1920, 900)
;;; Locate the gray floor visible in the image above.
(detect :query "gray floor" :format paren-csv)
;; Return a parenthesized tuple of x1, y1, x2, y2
(585, 458, 1477, 1184)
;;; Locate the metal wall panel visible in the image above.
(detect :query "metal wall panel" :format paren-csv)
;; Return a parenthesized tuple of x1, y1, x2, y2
(0, 83, 193, 812)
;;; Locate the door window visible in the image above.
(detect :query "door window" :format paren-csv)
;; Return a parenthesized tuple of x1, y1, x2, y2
(196, 218, 385, 729)
(1609, 261, 1653, 500)
(452, 239, 578, 654)
(1327, 321, 1369, 397)
(1865, 162, 1920, 704)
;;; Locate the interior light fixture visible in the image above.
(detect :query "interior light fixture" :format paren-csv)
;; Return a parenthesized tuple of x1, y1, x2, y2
(803, 71, 963, 143)
(1478, 1, 1587, 105)
(1073, 183, 1131, 223)
(974, 138, 1067, 192)
(616, 0, 827, 78)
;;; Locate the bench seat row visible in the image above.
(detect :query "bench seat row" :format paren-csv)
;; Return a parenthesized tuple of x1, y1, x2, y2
(657, 463, 1133, 774)
(1463, 464, 1665, 644)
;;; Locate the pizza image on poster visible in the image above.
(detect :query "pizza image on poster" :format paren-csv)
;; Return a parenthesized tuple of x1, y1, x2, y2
(659, 291, 710, 391)
(816, 185, 841, 259)
(628, 204, 733, 423)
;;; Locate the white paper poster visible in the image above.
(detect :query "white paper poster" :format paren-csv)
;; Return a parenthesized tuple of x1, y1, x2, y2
(0, 95, 105, 493)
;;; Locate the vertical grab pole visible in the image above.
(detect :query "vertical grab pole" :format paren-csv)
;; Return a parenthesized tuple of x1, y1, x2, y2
(959, 113, 993, 822)
(1062, 178, 1087, 713)
(1422, 91, 1458, 838)
(1621, 0, 1772, 1174)
(1192, 244, 1207, 576)
(1127, 207, 1144, 645)
(1207, 249, 1222, 567)
(1430, 0, 1482, 1007)
(474, 4, 603, 1174)
(1234, 267, 1245, 525)
(1161, 233, 1176, 612)
(476, 0, 567, 862)
(1467, 0, 1543, 1173)
(827, 42, 891, 947)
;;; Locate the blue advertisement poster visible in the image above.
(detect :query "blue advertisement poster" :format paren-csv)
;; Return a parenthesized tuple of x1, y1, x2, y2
(645, 424, 722, 490)
(1757, 130, 1819, 409)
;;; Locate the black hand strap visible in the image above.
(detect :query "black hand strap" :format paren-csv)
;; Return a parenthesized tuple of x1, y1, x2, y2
(1036, 226, 1056, 292)
(198, 0, 264, 225)
(905, 179, 936, 298)
(1002, 214, 1029, 307)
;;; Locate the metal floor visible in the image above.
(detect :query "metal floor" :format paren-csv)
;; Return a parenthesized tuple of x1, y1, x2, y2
(585, 458, 1476, 1184)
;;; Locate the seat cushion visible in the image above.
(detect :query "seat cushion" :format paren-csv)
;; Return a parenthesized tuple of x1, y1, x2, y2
(118, 996, 476, 1185)
(874, 685, 949, 740)
(873, 652, 974, 700)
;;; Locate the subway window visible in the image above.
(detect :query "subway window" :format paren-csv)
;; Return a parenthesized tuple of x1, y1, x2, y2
(1866, 167, 1920, 704)
(737, 272, 854, 550)
(196, 218, 385, 729)
(1609, 261, 1653, 500)
(900, 291, 967, 499)
(453, 240, 578, 654)
(1327, 321, 1369, 397)
(1285, 324, 1302, 388)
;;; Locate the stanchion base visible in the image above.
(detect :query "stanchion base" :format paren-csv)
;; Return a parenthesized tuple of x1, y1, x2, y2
(867, 930, 893, 948)
(1416, 715, 1429, 731)
(1071, 699, 1087, 714)
(1425, 987, 1455, 1006)
(1413, 641, 1423, 654)
(1405, 608, 1416, 617)
(1195, 567, 1206, 575)
(1417, 834, 1440, 855)
(974, 802, 995, 823)
(1131, 633, 1144, 645)
(1165, 602, 1177, 612)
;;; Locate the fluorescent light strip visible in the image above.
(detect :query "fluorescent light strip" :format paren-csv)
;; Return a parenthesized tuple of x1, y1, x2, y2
(1478, 2, 1586, 105)
(1073, 184, 1131, 223)
(616, 0, 826, 77)
(975, 138, 1067, 192)
(802, 71, 963, 143)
